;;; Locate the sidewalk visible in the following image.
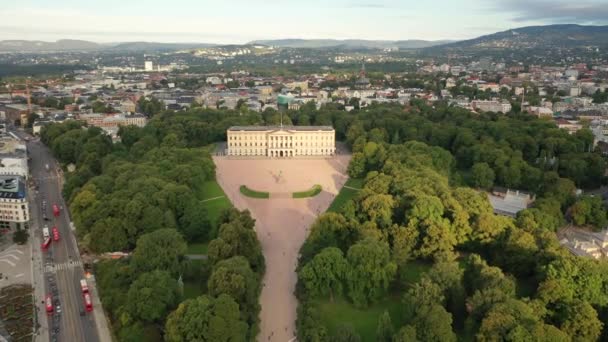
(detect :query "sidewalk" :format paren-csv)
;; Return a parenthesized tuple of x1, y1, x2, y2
(28, 186, 49, 342)
(86, 275, 113, 342)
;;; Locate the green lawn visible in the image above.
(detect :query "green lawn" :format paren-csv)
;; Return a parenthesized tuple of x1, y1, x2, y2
(182, 280, 205, 300)
(313, 261, 430, 341)
(240, 185, 270, 199)
(315, 296, 404, 341)
(327, 178, 363, 213)
(199, 180, 227, 200)
(293, 184, 322, 198)
(199, 180, 233, 226)
(345, 178, 364, 189)
(187, 242, 208, 255)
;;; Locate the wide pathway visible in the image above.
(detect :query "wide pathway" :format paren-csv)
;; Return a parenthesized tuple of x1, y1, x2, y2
(214, 155, 350, 342)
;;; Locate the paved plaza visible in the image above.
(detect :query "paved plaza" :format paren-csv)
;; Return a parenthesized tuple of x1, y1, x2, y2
(214, 155, 351, 342)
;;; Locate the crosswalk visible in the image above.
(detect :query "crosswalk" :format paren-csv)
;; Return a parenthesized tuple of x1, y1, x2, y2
(44, 260, 82, 273)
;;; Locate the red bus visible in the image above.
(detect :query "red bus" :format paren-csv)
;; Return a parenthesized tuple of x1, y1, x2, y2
(41, 237, 51, 251)
(83, 293, 93, 312)
(52, 204, 60, 217)
(80, 279, 89, 294)
(52, 226, 60, 241)
(45, 295, 53, 314)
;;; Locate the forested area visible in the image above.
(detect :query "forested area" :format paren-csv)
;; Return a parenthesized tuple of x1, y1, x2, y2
(41, 115, 265, 341)
(296, 140, 608, 341)
(41, 99, 608, 341)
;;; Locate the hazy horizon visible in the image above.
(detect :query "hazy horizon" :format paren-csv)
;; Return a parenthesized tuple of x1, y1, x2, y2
(1, 0, 608, 44)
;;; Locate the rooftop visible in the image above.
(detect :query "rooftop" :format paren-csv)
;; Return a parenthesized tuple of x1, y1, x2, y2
(0, 176, 26, 200)
(228, 125, 334, 132)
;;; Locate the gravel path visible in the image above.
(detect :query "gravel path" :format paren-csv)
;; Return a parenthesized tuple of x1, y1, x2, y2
(214, 156, 351, 342)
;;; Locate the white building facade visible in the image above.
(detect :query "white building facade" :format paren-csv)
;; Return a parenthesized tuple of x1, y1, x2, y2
(227, 126, 335, 158)
(0, 176, 29, 230)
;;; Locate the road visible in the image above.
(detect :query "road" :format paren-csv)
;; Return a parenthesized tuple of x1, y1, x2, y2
(15, 129, 101, 342)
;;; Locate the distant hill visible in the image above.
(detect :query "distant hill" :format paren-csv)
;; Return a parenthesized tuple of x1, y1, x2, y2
(0, 40, 217, 53)
(0, 39, 102, 52)
(429, 24, 608, 51)
(107, 41, 217, 51)
(248, 39, 454, 49)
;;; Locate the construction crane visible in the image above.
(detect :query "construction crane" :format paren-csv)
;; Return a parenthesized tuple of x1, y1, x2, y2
(25, 77, 32, 114)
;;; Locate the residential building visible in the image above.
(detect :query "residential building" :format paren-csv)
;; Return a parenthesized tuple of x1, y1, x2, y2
(488, 189, 535, 217)
(0, 135, 28, 179)
(555, 119, 582, 134)
(471, 100, 512, 113)
(79, 113, 147, 128)
(226, 126, 335, 158)
(0, 176, 29, 230)
(528, 106, 554, 118)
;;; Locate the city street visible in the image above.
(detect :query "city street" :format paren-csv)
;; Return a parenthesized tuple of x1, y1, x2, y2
(15, 130, 105, 342)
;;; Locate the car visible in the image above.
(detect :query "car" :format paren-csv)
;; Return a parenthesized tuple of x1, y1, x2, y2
(56, 305, 61, 314)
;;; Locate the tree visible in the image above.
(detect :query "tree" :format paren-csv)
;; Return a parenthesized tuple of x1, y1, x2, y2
(165, 294, 248, 342)
(297, 303, 329, 342)
(558, 300, 603, 341)
(207, 256, 260, 326)
(179, 201, 212, 241)
(300, 212, 358, 263)
(471, 162, 495, 189)
(346, 239, 396, 307)
(89, 217, 129, 252)
(12, 229, 29, 244)
(411, 304, 456, 342)
(464, 254, 516, 296)
(126, 270, 178, 323)
(360, 193, 395, 229)
(208, 218, 265, 273)
(393, 326, 418, 342)
(569, 195, 608, 230)
(131, 229, 187, 275)
(376, 310, 394, 342)
(402, 278, 456, 342)
(476, 299, 551, 342)
(299, 247, 349, 301)
(334, 324, 361, 342)
(348, 152, 366, 178)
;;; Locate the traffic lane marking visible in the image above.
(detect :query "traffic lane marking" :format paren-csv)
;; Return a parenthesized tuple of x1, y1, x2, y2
(0, 259, 16, 266)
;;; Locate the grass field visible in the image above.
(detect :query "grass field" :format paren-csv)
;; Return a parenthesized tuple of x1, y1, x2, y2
(187, 242, 208, 255)
(240, 185, 270, 199)
(199, 180, 233, 226)
(316, 296, 404, 341)
(314, 261, 430, 340)
(182, 280, 205, 300)
(293, 184, 322, 198)
(345, 178, 364, 189)
(327, 178, 363, 212)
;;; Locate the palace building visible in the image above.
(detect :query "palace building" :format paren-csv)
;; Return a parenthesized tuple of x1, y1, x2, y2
(226, 126, 335, 157)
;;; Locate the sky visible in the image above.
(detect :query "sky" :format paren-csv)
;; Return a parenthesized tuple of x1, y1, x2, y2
(1, 0, 607, 43)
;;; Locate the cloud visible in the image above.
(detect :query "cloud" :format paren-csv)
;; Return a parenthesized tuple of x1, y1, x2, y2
(348, 3, 388, 8)
(493, 0, 608, 24)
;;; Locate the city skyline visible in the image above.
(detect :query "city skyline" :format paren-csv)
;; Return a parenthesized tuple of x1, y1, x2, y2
(1, 0, 608, 43)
